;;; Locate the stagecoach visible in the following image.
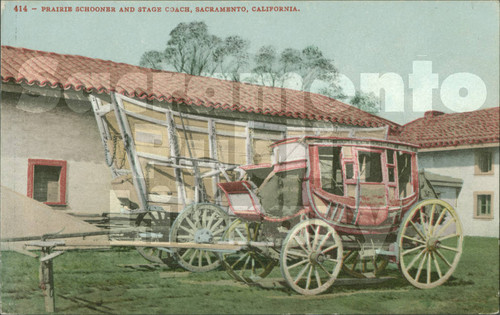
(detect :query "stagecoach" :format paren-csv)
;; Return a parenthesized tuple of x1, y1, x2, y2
(91, 93, 463, 295)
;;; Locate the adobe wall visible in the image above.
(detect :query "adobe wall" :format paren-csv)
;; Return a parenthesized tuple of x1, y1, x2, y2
(1, 91, 121, 214)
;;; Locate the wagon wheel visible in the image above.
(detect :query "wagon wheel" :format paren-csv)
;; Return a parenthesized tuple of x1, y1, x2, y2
(341, 250, 388, 278)
(135, 211, 175, 266)
(280, 219, 343, 295)
(169, 203, 229, 272)
(219, 219, 276, 283)
(398, 199, 463, 289)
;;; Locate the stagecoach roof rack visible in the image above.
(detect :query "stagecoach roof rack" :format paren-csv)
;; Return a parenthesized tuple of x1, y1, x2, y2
(271, 136, 420, 150)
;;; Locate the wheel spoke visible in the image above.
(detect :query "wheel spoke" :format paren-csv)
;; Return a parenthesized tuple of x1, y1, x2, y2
(325, 257, 341, 264)
(312, 225, 321, 250)
(206, 211, 216, 229)
(210, 218, 225, 232)
(305, 265, 313, 290)
(439, 245, 459, 253)
(415, 251, 428, 282)
(406, 248, 425, 270)
(438, 233, 459, 242)
(240, 254, 252, 275)
(304, 227, 312, 251)
(428, 204, 436, 235)
(434, 249, 452, 268)
(198, 250, 203, 267)
(409, 221, 427, 241)
(202, 210, 207, 228)
(316, 231, 332, 252)
(181, 248, 193, 260)
(211, 227, 226, 237)
(287, 250, 309, 258)
(316, 262, 333, 278)
(185, 216, 198, 231)
(288, 258, 309, 270)
(431, 252, 442, 278)
(179, 224, 195, 236)
(205, 251, 212, 265)
(435, 218, 454, 238)
(294, 263, 310, 284)
(403, 235, 426, 245)
(427, 251, 432, 284)
(434, 208, 447, 229)
(188, 249, 198, 265)
(231, 252, 249, 269)
(293, 235, 310, 254)
(314, 268, 322, 287)
(402, 244, 426, 257)
(321, 243, 339, 254)
(419, 209, 428, 236)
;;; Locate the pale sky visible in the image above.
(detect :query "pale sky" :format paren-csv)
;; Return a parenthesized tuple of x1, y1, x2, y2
(1, 1, 498, 124)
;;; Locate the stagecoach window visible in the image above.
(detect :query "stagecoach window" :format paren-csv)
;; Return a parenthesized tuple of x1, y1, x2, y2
(387, 149, 394, 164)
(357, 151, 383, 183)
(397, 152, 412, 197)
(345, 163, 354, 180)
(388, 167, 395, 182)
(318, 147, 344, 196)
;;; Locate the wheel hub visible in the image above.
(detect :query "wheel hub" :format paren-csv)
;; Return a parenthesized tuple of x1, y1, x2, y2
(309, 251, 325, 265)
(426, 237, 439, 252)
(194, 228, 213, 243)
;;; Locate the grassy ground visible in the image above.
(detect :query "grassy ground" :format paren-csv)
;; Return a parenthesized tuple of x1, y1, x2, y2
(1, 236, 498, 314)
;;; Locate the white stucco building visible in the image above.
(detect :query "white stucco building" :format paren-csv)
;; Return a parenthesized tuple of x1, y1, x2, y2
(396, 109, 500, 237)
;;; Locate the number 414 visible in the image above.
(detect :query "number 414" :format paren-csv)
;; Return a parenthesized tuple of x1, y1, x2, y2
(14, 5, 28, 12)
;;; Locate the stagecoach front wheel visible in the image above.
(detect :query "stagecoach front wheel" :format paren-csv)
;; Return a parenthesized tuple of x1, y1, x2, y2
(219, 219, 276, 283)
(398, 199, 463, 289)
(169, 203, 229, 272)
(280, 219, 343, 295)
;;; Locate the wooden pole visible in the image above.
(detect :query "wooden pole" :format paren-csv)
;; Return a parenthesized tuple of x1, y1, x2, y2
(39, 246, 55, 313)
(27, 241, 65, 313)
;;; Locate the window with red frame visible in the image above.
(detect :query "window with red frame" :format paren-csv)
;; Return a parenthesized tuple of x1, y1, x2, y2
(27, 159, 67, 205)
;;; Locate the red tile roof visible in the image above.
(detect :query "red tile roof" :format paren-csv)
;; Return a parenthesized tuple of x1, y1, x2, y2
(1, 45, 399, 130)
(393, 107, 500, 149)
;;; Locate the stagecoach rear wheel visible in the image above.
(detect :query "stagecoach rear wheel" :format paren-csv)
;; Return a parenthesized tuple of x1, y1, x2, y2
(341, 250, 388, 278)
(280, 219, 343, 295)
(219, 219, 276, 283)
(169, 203, 229, 272)
(398, 199, 463, 289)
(135, 211, 175, 266)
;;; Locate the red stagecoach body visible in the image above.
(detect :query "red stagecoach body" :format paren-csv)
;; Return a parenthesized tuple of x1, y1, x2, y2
(218, 136, 420, 235)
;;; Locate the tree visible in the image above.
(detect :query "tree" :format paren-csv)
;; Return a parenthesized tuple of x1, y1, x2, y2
(249, 45, 338, 91)
(251, 45, 282, 87)
(138, 21, 249, 80)
(214, 36, 250, 81)
(348, 90, 381, 114)
(318, 86, 381, 114)
(139, 50, 164, 70)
